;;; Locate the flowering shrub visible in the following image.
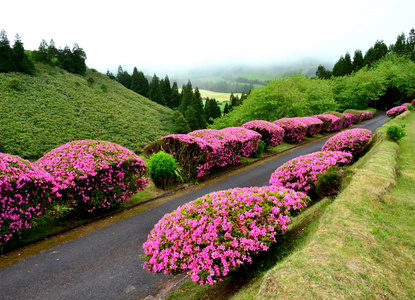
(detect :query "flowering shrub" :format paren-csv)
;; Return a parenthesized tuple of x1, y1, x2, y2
(324, 111, 346, 128)
(269, 151, 353, 193)
(1, 153, 56, 246)
(361, 110, 375, 120)
(342, 113, 354, 127)
(219, 127, 261, 157)
(386, 106, 407, 118)
(411, 99, 415, 106)
(313, 114, 341, 132)
(343, 109, 363, 124)
(274, 118, 308, 143)
(322, 129, 372, 156)
(292, 117, 323, 136)
(36, 140, 149, 213)
(401, 103, 411, 108)
(142, 185, 310, 285)
(241, 120, 285, 147)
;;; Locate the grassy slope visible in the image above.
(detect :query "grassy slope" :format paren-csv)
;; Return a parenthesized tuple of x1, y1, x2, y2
(0, 64, 175, 159)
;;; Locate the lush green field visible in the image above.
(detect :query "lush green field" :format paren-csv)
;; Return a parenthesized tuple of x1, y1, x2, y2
(164, 111, 415, 299)
(0, 63, 175, 159)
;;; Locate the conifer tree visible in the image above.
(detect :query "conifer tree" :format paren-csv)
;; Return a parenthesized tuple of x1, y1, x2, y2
(343, 52, 353, 75)
(161, 75, 172, 108)
(352, 49, 364, 71)
(130, 67, 140, 93)
(137, 70, 149, 97)
(315, 64, 332, 79)
(179, 81, 193, 113)
(169, 81, 181, 109)
(12, 34, 35, 75)
(185, 106, 199, 131)
(116, 65, 132, 88)
(171, 111, 190, 134)
(32, 39, 50, 64)
(71, 43, 86, 75)
(0, 29, 15, 73)
(192, 87, 206, 128)
(149, 74, 165, 105)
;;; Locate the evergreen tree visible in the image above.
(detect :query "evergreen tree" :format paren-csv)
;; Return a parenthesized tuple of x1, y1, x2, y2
(363, 47, 376, 67)
(116, 65, 132, 88)
(57, 45, 74, 73)
(137, 70, 149, 97)
(179, 81, 193, 113)
(32, 39, 51, 64)
(149, 74, 165, 105)
(332, 55, 345, 76)
(0, 29, 15, 73)
(390, 33, 407, 56)
(223, 103, 230, 115)
(106, 70, 116, 80)
(161, 75, 172, 108)
(352, 49, 364, 71)
(130, 67, 140, 93)
(169, 81, 181, 109)
(71, 43, 86, 75)
(373, 40, 388, 61)
(205, 98, 222, 124)
(48, 39, 58, 59)
(12, 34, 35, 75)
(192, 87, 206, 128)
(315, 64, 332, 79)
(343, 52, 353, 75)
(185, 106, 199, 131)
(406, 28, 415, 61)
(171, 111, 190, 134)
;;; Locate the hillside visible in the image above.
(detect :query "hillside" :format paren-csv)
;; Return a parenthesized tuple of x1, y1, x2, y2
(0, 63, 175, 159)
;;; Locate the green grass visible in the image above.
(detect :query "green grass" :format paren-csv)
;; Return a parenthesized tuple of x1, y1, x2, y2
(0, 64, 175, 159)
(163, 111, 415, 299)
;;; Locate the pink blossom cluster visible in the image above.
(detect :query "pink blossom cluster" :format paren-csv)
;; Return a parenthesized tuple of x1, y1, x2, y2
(269, 151, 353, 193)
(401, 103, 411, 108)
(273, 118, 308, 143)
(142, 185, 309, 285)
(343, 109, 372, 124)
(411, 99, 415, 106)
(1, 153, 56, 245)
(36, 140, 149, 212)
(343, 112, 354, 127)
(313, 114, 342, 132)
(145, 128, 261, 178)
(292, 117, 323, 136)
(386, 105, 407, 118)
(241, 120, 285, 147)
(322, 129, 372, 156)
(361, 110, 375, 120)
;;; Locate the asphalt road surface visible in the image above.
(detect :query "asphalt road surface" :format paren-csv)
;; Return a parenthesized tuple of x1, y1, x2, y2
(0, 113, 388, 300)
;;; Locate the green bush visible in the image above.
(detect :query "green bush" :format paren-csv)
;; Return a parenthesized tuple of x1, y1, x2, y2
(315, 166, 344, 198)
(386, 124, 407, 141)
(148, 151, 180, 189)
(407, 105, 414, 111)
(251, 140, 266, 158)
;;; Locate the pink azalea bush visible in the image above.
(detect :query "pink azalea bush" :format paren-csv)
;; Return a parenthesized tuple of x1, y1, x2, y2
(269, 151, 353, 193)
(220, 127, 261, 157)
(401, 103, 411, 108)
(145, 128, 261, 178)
(36, 140, 149, 213)
(274, 118, 308, 143)
(386, 105, 407, 118)
(411, 99, 415, 106)
(142, 185, 309, 285)
(1, 153, 56, 246)
(322, 129, 372, 156)
(343, 109, 364, 124)
(241, 120, 285, 148)
(342, 112, 354, 127)
(292, 117, 323, 136)
(313, 114, 341, 132)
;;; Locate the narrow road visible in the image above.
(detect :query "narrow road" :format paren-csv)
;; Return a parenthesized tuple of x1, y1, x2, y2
(0, 113, 388, 300)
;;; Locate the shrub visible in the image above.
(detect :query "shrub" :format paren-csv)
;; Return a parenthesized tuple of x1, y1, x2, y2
(274, 118, 308, 143)
(1, 153, 56, 247)
(313, 114, 341, 132)
(219, 127, 261, 157)
(148, 151, 179, 189)
(343, 109, 363, 124)
(36, 140, 149, 213)
(407, 105, 414, 111)
(142, 185, 310, 285)
(269, 151, 353, 194)
(241, 120, 285, 148)
(292, 117, 323, 136)
(315, 166, 344, 198)
(251, 140, 266, 158)
(321, 128, 372, 156)
(386, 124, 406, 141)
(386, 106, 407, 118)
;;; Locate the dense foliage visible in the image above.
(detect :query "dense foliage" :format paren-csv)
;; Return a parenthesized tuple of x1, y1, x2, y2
(241, 120, 285, 147)
(0, 153, 56, 246)
(36, 140, 149, 213)
(148, 151, 179, 189)
(142, 186, 309, 285)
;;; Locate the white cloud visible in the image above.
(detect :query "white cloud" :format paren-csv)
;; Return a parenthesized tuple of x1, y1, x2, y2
(2, 0, 414, 73)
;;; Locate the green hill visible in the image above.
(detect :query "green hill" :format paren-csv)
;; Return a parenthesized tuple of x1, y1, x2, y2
(0, 63, 175, 159)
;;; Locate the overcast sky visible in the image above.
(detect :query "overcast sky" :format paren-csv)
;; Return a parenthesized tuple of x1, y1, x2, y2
(2, 0, 414, 75)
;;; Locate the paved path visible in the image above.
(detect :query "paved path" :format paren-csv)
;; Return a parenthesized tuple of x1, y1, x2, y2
(0, 113, 388, 300)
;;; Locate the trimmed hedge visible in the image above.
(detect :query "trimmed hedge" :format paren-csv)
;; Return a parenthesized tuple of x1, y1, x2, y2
(322, 128, 372, 156)
(241, 120, 285, 148)
(274, 118, 308, 143)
